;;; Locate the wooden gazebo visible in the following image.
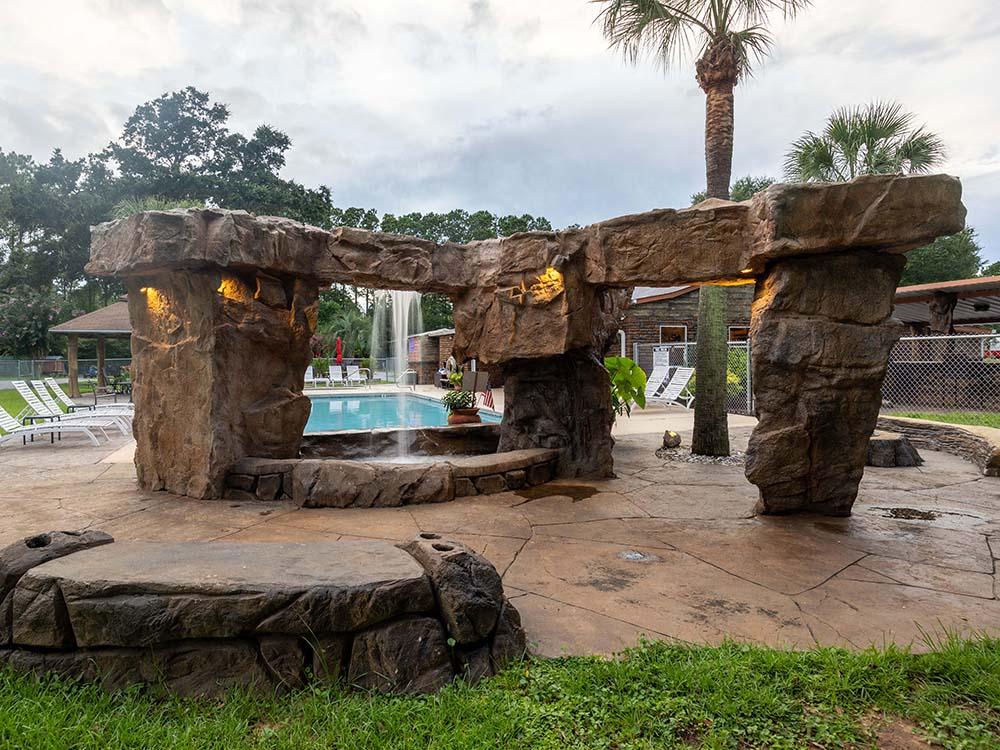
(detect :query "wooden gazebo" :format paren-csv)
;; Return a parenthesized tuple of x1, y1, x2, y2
(48, 298, 132, 397)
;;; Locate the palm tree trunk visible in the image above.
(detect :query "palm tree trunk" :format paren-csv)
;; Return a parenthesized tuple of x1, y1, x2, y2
(691, 80, 734, 456)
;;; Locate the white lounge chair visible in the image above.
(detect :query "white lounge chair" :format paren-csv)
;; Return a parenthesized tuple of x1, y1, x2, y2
(33, 381, 132, 430)
(643, 365, 671, 402)
(11, 381, 128, 436)
(304, 366, 330, 388)
(329, 365, 346, 386)
(346, 365, 368, 387)
(42, 377, 92, 412)
(0, 405, 102, 447)
(650, 367, 695, 409)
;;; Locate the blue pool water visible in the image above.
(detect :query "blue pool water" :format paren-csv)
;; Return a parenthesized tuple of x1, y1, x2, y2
(304, 394, 501, 433)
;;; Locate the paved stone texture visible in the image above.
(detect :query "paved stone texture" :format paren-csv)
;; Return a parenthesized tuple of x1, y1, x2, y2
(1, 416, 998, 656)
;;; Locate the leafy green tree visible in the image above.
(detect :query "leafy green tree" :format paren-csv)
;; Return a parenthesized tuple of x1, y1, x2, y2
(982, 259, 1000, 278)
(421, 294, 454, 331)
(900, 229, 985, 286)
(0, 286, 74, 357)
(376, 209, 551, 244)
(317, 286, 362, 331)
(319, 306, 371, 358)
(691, 175, 775, 205)
(103, 87, 333, 227)
(784, 101, 945, 181)
(594, 0, 809, 456)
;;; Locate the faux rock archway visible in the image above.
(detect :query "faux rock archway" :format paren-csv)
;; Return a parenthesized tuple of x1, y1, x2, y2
(86, 173, 965, 516)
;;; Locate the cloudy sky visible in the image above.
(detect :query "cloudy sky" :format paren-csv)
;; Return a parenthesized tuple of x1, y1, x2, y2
(2, 0, 998, 262)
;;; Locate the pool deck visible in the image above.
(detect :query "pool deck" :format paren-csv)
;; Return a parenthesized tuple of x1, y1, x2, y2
(1, 399, 998, 657)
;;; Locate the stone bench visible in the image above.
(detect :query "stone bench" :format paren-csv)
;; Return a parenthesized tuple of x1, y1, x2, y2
(226, 448, 560, 507)
(0, 531, 526, 697)
(876, 416, 1000, 477)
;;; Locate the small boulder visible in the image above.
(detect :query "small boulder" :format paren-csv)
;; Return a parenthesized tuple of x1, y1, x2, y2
(662, 431, 682, 449)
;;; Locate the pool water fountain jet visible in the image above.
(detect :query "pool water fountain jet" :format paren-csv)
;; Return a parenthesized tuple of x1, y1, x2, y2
(370, 290, 423, 457)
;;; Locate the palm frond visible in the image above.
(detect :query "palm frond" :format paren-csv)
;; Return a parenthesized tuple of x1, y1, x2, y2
(783, 132, 843, 182)
(897, 128, 947, 174)
(594, 0, 811, 77)
(112, 195, 202, 219)
(726, 25, 774, 79)
(786, 101, 946, 183)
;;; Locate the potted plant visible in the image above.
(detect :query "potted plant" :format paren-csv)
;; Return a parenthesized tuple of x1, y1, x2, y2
(448, 371, 464, 391)
(442, 389, 480, 425)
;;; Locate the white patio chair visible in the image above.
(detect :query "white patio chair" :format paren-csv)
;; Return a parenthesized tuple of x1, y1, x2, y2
(33, 381, 132, 431)
(11, 381, 127, 436)
(643, 365, 671, 402)
(346, 365, 369, 387)
(43, 377, 93, 412)
(304, 366, 330, 388)
(0, 405, 102, 447)
(650, 367, 695, 409)
(330, 365, 346, 386)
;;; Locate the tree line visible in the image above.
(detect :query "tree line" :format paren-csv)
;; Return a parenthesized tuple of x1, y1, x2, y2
(0, 87, 549, 358)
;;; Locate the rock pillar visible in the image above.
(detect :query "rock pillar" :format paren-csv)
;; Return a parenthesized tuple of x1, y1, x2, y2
(746, 251, 906, 516)
(498, 349, 614, 478)
(928, 291, 958, 334)
(126, 269, 317, 499)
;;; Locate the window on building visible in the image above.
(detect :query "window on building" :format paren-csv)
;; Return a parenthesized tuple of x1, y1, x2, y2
(659, 325, 687, 344)
(728, 326, 750, 342)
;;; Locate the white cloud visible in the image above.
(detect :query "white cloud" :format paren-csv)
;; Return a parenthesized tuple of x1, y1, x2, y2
(1, 0, 998, 261)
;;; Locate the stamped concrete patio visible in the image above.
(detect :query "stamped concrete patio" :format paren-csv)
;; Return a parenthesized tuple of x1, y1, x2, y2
(2, 405, 998, 657)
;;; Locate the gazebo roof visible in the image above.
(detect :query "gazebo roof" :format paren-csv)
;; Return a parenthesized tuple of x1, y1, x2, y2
(50, 299, 132, 336)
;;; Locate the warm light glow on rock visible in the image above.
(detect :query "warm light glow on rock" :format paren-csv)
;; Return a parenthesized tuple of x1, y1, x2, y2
(504, 266, 566, 306)
(530, 267, 564, 303)
(217, 275, 252, 303)
(143, 287, 170, 316)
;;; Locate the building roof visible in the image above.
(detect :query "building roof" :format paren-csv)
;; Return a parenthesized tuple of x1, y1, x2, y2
(409, 328, 455, 339)
(632, 286, 696, 304)
(893, 275, 1000, 326)
(49, 300, 132, 336)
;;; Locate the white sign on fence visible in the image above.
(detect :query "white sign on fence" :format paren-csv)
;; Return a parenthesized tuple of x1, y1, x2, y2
(652, 346, 673, 369)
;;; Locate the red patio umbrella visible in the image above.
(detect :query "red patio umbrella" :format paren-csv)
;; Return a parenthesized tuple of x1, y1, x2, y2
(335, 336, 343, 364)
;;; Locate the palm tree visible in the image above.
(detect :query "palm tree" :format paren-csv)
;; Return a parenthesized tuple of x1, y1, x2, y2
(784, 101, 945, 182)
(111, 195, 203, 219)
(594, 0, 810, 456)
(320, 307, 371, 359)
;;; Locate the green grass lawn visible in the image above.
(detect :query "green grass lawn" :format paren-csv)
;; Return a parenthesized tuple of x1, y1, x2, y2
(1, 638, 997, 749)
(0, 388, 29, 426)
(888, 411, 1000, 430)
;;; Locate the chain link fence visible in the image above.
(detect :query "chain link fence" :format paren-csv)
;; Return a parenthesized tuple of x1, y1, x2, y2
(881, 333, 1000, 427)
(633, 341, 754, 415)
(309, 357, 398, 384)
(0, 358, 132, 383)
(634, 333, 1000, 426)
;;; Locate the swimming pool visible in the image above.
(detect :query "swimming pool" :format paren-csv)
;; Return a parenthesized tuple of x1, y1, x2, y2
(304, 393, 501, 433)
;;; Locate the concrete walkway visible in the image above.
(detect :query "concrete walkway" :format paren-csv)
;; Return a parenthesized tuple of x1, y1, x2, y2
(1, 410, 998, 657)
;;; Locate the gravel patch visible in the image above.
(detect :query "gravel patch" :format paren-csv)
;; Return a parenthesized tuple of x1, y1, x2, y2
(654, 447, 747, 466)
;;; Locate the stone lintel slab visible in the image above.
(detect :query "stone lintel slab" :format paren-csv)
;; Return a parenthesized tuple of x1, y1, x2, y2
(88, 174, 964, 292)
(13, 541, 434, 648)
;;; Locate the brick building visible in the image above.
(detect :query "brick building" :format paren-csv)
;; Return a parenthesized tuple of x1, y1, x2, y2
(622, 285, 755, 356)
(408, 328, 456, 385)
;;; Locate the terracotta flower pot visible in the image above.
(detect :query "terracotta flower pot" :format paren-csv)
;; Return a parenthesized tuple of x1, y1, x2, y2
(447, 407, 481, 425)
